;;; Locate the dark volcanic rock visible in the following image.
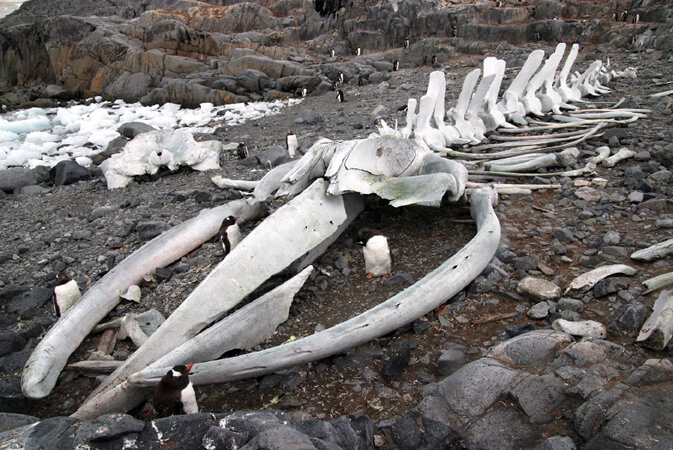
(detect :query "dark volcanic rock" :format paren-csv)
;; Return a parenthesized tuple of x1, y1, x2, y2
(0, 168, 39, 193)
(49, 160, 92, 187)
(381, 342, 412, 382)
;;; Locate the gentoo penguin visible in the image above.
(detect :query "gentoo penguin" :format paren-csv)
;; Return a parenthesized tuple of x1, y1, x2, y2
(286, 131, 298, 158)
(392, 60, 399, 71)
(236, 142, 248, 159)
(152, 364, 198, 417)
(620, 10, 628, 21)
(301, 87, 308, 98)
(330, 48, 336, 58)
(218, 216, 240, 256)
(52, 274, 81, 317)
(633, 13, 639, 24)
(338, 72, 345, 83)
(358, 227, 392, 278)
(404, 38, 410, 49)
(356, 47, 361, 56)
(336, 89, 345, 103)
(431, 55, 438, 67)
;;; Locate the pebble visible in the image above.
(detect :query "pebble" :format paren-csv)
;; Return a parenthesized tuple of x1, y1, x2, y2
(527, 301, 550, 319)
(518, 277, 561, 301)
(574, 187, 601, 202)
(552, 319, 606, 338)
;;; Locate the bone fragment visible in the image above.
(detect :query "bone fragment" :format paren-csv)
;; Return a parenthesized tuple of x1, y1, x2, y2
(486, 153, 557, 173)
(211, 176, 259, 191)
(587, 146, 611, 164)
(54, 280, 81, 315)
(631, 238, 673, 262)
(80, 179, 360, 406)
(73, 265, 314, 418)
(21, 198, 262, 399)
(119, 285, 141, 303)
(637, 290, 673, 350)
(66, 360, 122, 373)
(555, 43, 581, 102)
(118, 315, 148, 348)
(650, 89, 673, 98)
(94, 309, 166, 334)
(253, 160, 298, 201)
(643, 272, 673, 295)
(564, 264, 638, 296)
(97, 329, 118, 355)
(552, 319, 606, 339)
(129, 187, 500, 390)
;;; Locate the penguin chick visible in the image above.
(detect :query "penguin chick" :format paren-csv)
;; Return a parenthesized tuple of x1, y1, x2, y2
(358, 227, 392, 278)
(152, 364, 198, 417)
(286, 131, 298, 158)
(218, 216, 240, 256)
(236, 142, 248, 159)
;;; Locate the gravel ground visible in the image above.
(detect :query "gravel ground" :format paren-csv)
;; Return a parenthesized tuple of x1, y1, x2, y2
(1, 42, 672, 434)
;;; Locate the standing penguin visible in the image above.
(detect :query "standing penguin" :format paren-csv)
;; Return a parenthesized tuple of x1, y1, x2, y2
(286, 131, 298, 158)
(236, 142, 248, 159)
(358, 227, 392, 278)
(392, 60, 400, 71)
(301, 87, 308, 98)
(152, 364, 198, 417)
(218, 216, 240, 256)
(336, 89, 345, 103)
(338, 72, 345, 83)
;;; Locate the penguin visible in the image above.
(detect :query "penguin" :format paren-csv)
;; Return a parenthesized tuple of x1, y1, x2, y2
(356, 47, 361, 56)
(152, 364, 198, 417)
(336, 89, 345, 103)
(217, 216, 240, 256)
(633, 13, 639, 24)
(330, 49, 336, 58)
(620, 10, 628, 21)
(286, 131, 298, 158)
(301, 87, 308, 98)
(392, 60, 399, 71)
(495, 0, 502, 7)
(52, 274, 81, 317)
(236, 142, 248, 159)
(358, 227, 392, 279)
(338, 72, 345, 83)
(612, 12, 617, 21)
(431, 55, 438, 67)
(404, 38, 410, 49)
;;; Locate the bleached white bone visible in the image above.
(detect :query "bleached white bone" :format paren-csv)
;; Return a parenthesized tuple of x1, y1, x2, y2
(631, 238, 673, 262)
(72, 266, 314, 418)
(556, 43, 581, 102)
(128, 188, 500, 392)
(449, 68, 481, 140)
(523, 44, 565, 116)
(81, 179, 363, 404)
(637, 290, 673, 350)
(465, 73, 496, 143)
(537, 43, 567, 113)
(602, 147, 635, 168)
(564, 264, 638, 296)
(21, 198, 263, 399)
(643, 272, 673, 295)
(479, 58, 513, 131)
(498, 49, 545, 124)
(427, 71, 469, 145)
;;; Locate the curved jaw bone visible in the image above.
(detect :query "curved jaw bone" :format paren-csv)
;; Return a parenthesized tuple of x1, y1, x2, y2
(130, 188, 500, 391)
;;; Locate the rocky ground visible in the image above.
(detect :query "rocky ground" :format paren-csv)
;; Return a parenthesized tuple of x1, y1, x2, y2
(1, 0, 673, 447)
(1, 42, 673, 448)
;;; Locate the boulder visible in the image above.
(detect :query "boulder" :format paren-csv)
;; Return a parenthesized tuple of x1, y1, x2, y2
(49, 160, 92, 186)
(0, 168, 39, 193)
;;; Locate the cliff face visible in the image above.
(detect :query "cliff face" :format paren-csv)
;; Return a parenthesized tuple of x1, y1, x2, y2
(0, 0, 671, 107)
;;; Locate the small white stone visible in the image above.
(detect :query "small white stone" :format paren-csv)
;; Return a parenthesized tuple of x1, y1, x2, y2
(552, 318, 606, 338)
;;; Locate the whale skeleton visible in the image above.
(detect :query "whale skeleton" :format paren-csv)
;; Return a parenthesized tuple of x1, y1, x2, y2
(21, 43, 648, 418)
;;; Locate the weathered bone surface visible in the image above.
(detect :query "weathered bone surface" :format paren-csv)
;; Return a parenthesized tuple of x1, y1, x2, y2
(211, 176, 259, 191)
(480, 58, 512, 131)
(21, 198, 261, 399)
(72, 266, 314, 418)
(53, 280, 81, 315)
(100, 130, 222, 189)
(523, 43, 565, 116)
(129, 187, 500, 389)
(555, 43, 581, 104)
(537, 43, 567, 114)
(81, 179, 362, 404)
(564, 264, 638, 296)
(637, 290, 673, 350)
(631, 238, 673, 262)
(450, 68, 481, 139)
(498, 49, 544, 125)
(643, 272, 673, 295)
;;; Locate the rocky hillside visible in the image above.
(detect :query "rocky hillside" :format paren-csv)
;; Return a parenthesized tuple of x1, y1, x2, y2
(1, 0, 672, 108)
